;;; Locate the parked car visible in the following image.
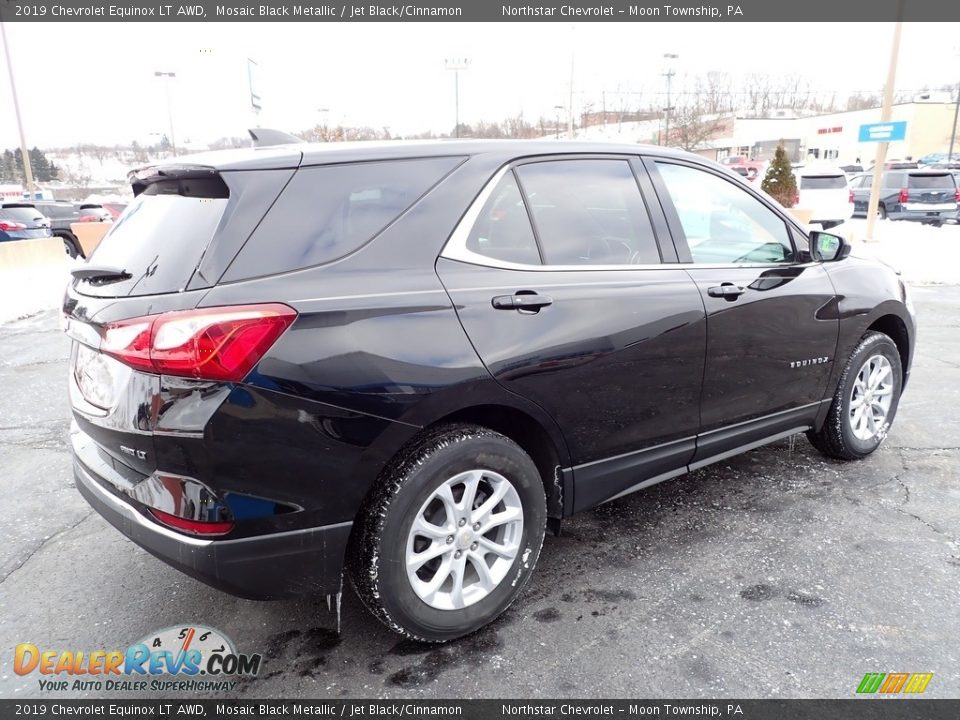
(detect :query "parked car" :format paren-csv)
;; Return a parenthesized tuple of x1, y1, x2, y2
(727, 161, 765, 183)
(793, 166, 854, 229)
(24, 200, 112, 257)
(0, 204, 52, 242)
(64, 138, 916, 642)
(99, 202, 128, 221)
(850, 169, 959, 225)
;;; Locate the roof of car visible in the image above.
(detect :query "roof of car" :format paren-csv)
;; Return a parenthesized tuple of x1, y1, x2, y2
(135, 139, 701, 173)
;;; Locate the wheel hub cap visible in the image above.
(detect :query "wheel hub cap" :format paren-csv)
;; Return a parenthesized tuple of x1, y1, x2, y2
(849, 353, 894, 441)
(405, 469, 524, 611)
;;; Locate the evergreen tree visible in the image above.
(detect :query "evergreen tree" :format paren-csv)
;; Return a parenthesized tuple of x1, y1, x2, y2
(760, 142, 798, 208)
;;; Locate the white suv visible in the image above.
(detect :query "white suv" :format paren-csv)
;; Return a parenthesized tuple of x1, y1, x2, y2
(794, 165, 855, 229)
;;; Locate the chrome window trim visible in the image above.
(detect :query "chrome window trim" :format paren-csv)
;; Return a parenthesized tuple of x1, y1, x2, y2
(440, 161, 811, 273)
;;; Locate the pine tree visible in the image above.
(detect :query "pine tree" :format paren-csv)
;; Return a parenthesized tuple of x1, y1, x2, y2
(760, 142, 798, 208)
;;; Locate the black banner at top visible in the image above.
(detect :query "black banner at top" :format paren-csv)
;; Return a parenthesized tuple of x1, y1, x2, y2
(0, 0, 956, 22)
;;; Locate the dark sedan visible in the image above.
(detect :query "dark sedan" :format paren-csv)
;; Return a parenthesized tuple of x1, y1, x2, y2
(0, 204, 53, 242)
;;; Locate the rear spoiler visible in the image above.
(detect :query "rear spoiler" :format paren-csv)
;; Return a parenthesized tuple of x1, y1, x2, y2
(248, 127, 302, 147)
(127, 164, 220, 197)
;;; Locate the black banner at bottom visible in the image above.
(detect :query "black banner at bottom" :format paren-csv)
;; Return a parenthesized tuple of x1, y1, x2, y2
(0, 700, 957, 720)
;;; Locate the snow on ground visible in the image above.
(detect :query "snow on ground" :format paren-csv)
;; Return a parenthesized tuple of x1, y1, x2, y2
(826, 217, 960, 285)
(0, 219, 957, 326)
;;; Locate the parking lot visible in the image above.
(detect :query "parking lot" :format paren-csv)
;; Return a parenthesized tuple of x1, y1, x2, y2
(1, 285, 958, 699)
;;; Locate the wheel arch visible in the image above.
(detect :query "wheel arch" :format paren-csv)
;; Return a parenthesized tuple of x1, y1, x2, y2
(867, 313, 910, 383)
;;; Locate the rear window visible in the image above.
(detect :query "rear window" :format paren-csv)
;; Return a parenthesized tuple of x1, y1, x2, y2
(0, 206, 44, 223)
(799, 175, 846, 190)
(36, 203, 79, 219)
(907, 173, 955, 189)
(223, 157, 463, 281)
(84, 177, 229, 295)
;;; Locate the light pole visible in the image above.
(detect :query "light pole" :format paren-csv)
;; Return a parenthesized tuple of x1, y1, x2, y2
(662, 53, 679, 147)
(317, 107, 330, 141)
(554, 105, 564, 139)
(865, 16, 903, 242)
(154, 71, 177, 155)
(444, 57, 470, 138)
(949, 45, 960, 161)
(1, 22, 35, 197)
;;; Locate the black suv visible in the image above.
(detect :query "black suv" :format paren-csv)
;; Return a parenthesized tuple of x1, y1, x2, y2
(20, 200, 112, 257)
(64, 140, 915, 641)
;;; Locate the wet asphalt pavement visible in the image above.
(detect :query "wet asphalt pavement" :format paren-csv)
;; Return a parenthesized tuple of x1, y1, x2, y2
(1, 286, 958, 699)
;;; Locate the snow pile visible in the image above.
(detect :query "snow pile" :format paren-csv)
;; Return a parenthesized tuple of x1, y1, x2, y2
(0, 254, 78, 324)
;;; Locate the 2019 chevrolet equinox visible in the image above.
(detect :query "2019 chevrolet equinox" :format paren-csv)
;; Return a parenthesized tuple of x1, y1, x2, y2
(64, 139, 915, 641)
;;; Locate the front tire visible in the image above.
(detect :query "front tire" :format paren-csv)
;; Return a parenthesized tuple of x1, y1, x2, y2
(807, 331, 902, 460)
(348, 424, 547, 642)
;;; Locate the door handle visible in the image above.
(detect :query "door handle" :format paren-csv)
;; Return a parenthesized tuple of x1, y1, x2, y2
(492, 293, 553, 311)
(707, 284, 746, 299)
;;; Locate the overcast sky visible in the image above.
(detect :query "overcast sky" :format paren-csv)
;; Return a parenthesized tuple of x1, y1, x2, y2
(0, 22, 957, 148)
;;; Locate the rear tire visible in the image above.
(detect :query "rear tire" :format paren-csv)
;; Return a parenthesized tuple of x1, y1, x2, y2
(807, 331, 902, 461)
(60, 234, 81, 259)
(877, 204, 887, 220)
(348, 424, 547, 642)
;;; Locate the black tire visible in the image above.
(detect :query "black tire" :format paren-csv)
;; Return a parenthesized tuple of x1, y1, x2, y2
(59, 233, 81, 259)
(348, 423, 547, 642)
(807, 331, 903, 461)
(877, 204, 887, 220)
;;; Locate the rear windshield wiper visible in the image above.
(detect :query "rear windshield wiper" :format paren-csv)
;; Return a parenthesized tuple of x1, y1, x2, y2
(71, 265, 133, 285)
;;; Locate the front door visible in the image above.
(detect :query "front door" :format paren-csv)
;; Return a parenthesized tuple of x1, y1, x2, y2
(647, 158, 839, 466)
(437, 157, 706, 511)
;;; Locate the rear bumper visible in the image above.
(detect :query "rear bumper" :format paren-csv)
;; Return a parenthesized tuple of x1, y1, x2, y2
(888, 208, 958, 223)
(73, 450, 352, 600)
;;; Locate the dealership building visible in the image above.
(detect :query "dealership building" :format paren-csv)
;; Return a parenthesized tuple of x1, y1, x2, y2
(700, 98, 959, 164)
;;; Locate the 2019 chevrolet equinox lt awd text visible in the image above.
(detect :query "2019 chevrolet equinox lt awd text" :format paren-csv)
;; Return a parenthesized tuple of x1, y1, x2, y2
(64, 139, 915, 641)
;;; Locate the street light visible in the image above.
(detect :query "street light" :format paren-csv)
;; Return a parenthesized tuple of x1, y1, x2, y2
(154, 71, 177, 156)
(662, 53, 679, 146)
(444, 57, 470, 138)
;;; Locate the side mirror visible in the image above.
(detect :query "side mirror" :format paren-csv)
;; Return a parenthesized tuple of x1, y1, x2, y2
(809, 230, 851, 262)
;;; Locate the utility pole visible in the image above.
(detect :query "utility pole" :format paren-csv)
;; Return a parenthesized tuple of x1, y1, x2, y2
(154, 71, 177, 155)
(444, 57, 469, 139)
(662, 53, 678, 147)
(1, 22, 35, 198)
(554, 105, 563, 139)
(865, 16, 903, 242)
(567, 49, 575, 139)
(949, 78, 959, 161)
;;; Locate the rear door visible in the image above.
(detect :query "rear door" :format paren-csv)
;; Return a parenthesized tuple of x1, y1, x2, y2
(647, 157, 839, 466)
(438, 156, 707, 511)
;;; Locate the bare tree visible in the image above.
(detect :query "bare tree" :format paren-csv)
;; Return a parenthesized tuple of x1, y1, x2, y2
(668, 103, 729, 152)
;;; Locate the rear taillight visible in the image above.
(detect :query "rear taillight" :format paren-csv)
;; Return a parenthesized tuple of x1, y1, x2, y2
(77, 214, 100, 222)
(848, 190, 854, 204)
(898, 188, 909, 203)
(0, 221, 26, 231)
(955, 188, 960, 203)
(100, 303, 297, 382)
(149, 508, 234, 536)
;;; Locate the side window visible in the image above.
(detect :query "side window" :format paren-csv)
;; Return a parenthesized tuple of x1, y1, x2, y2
(224, 156, 463, 281)
(655, 162, 795, 265)
(884, 172, 904, 188)
(514, 159, 661, 265)
(466, 171, 541, 265)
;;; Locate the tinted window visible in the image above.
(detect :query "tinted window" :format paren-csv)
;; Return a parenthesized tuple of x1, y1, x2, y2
(884, 172, 905, 188)
(515, 159, 660, 265)
(226, 157, 462, 280)
(907, 173, 955, 189)
(84, 177, 230, 294)
(466, 171, 541, 265)
(36, 203, 81, 220)
(656, 162, 794, 265)
(800, 175, 846, 190)
(0, 206, 45, 224)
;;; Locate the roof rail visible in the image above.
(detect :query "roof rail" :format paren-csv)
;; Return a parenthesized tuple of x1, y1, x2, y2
(248, 128, 302, 147)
